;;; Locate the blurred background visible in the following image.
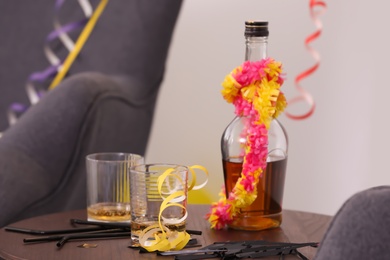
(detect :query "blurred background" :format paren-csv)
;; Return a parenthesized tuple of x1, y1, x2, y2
(146, 0, 390, 216)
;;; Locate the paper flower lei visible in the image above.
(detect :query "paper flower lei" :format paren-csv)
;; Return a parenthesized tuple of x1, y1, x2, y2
(207, 58, 287, 229)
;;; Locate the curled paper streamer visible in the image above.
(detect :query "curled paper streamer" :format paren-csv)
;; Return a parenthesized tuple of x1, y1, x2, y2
(5, 0, 107, 130)
(138, 165, 208, 252)
(188, 165, 209, 191)
(285, 0, 327, 120)
(49, 0, 109, 89)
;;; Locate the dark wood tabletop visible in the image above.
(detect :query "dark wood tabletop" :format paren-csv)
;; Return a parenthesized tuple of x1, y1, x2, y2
(0, 205, 332, 260)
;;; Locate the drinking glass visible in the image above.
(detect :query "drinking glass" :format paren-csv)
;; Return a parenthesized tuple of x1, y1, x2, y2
(86, 153, 144, 222)
(130, 164, 188, 245)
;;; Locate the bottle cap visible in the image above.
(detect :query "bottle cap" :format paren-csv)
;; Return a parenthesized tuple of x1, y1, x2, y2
(245, 21, 269, 37)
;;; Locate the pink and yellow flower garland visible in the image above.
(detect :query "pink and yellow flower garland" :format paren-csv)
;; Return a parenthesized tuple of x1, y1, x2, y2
(207, 58, 287, 229)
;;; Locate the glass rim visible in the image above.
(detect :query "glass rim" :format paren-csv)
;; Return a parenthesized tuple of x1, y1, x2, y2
(86, 152, 144, 163)
(130, 163, 188, 173)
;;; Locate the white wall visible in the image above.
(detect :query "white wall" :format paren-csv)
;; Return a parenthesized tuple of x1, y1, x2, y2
(146, 0, 390, 216)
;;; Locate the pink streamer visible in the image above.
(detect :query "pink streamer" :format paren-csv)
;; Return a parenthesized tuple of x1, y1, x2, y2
(285, 0, 327, 120)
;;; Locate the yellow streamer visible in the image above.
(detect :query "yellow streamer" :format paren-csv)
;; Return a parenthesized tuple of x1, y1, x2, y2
(188, 165, 209, 191)
(138, 165, 208, 252)
(49, 0, 109, 90)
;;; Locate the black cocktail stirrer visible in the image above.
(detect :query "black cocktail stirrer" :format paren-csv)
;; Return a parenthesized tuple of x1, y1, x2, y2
(23, 228, 126, 244)
(5, 226, 104, 235)
(56, 231, 131, 248)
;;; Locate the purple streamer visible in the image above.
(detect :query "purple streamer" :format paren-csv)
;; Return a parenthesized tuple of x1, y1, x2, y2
(10, 103, 27, 113)
(46, 19, 88, 42)
(28, 65, 59, 83)
(7, 0, 90, 126)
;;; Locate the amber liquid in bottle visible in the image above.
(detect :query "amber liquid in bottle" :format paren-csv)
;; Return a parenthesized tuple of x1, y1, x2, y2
(223, 157, 287, 230)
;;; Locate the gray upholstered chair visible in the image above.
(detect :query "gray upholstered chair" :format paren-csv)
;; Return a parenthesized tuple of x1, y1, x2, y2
(314, 186, 390, 260)
(0, 0, 182, 227)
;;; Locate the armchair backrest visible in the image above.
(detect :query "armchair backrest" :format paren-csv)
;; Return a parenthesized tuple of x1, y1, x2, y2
(0, 0, 182, 131)
(0, 0, 182, 226)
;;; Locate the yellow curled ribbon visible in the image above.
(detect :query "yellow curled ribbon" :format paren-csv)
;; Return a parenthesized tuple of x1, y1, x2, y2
(138, 165, 208, 252)
(188, 165, 209, 191)
(49, 0, 109, 89)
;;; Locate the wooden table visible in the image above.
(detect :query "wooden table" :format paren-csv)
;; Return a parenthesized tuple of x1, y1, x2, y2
(0, 205, 332, 260)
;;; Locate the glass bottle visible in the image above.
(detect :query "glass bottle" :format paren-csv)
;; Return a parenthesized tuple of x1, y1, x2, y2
(221, 21, 288, 231)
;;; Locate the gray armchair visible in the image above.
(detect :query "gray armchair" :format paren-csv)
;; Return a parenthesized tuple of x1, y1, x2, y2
(314, 186, 390, 260)
(0, 0, 182, 227)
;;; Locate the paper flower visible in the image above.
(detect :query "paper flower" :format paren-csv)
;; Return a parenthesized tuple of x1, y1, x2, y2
(207, 58, 287, 229)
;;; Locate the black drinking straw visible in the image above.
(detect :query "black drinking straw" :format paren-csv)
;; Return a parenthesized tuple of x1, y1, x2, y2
(5, 219, 131, 236)
(7, 218, 202, 250)
(70, 219, 130, 230)
(70, 218, 202, 235)
(56, 231, 131, 248)
(5, 226, 104, 235)
(23, 228, 126, 244)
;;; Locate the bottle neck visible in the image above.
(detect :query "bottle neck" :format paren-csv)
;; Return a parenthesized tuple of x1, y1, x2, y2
(245, 36, 268, 61)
